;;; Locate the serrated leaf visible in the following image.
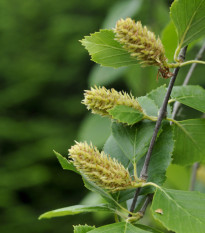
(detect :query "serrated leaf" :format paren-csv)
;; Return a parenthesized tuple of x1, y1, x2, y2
(170, 0, 205, 47)
(138, 96, 159, 117)
(146, 85, 172, 117)
(134, 224, 163, 233)
(54, 150, 78, 174)
(108, 105, 144, 125)
(39, 204, 113, 219)
(73, 224, 95, 233)
(171, 85, 205, 113)
(111, 121, 155, 163)
(88, 222, 158, 233)
(172, 118, 205, 165)
(80, 29, 138, 68)
(151, 187, 205, 233)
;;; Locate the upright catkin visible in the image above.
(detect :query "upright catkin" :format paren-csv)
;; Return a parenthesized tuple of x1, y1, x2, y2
(82, 86, 143, 117)
(115, 18, 171, 78)
(69, 141, 135, 192)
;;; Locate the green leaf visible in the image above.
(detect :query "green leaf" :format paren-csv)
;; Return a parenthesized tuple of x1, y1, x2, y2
(170, 0, 205, 47)
(53, 150, 78, 174)
(146, 85, 172, 117)
(172, 118, 205, 165)
(39, 204, 113, 219)
(73, 225, 95, 233)
(137, 96, 159, 117)
(138, 122, 173, 191)
(151, 187, 205, 233)
(161, 20, 178, 61)
(88, 222, 157, 233)
(108, 105, 144, 125)
(111, 121, 155, 163)
(134, 224, 163, 233)
(80, 29, 138, 68)
(171, 85, 205, 113)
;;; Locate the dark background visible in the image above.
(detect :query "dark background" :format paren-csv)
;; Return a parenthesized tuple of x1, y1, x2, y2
(0, 0, 204, 232)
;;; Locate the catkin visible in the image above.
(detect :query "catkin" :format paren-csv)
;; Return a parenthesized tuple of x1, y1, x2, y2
(69, 141, 135, 192)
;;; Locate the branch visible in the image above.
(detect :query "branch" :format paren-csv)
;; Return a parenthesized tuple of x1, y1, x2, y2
(172, 42, 205, 119)
(189, 162, 200, 191)
(129, 46, 188, 215)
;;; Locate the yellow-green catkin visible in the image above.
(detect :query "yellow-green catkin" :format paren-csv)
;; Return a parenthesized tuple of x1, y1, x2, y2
(68, 141, 135, 192)
(82, 86, 143, 117)
(115, 18, 171, 78)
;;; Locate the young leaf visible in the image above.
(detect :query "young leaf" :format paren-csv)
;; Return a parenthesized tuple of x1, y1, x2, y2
(170, 0, 205, 47)
(39, 204, 113, 219)
(111, 121, 155, 163)
(172, 119, 205, 165)
(88, 222, 159, 233)
(73, 224, 95, 233)
(53, 150, 78, 174)
(80, 29, 138, 68)
(171, 85, 205, 113)
(151, 188, 205, 233)
(108, 105, 144, 125)
(137, 96, 159, 117)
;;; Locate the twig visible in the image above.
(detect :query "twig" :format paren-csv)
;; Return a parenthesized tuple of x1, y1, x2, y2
(171, 42, 205, 192)
(172, 42, 205, 119)
(129, 46, 188, 216)
(189, 162, 200, 191)
(138, 194, 153, 216)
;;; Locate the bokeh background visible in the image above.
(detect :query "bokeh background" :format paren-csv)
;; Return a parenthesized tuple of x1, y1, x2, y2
(1, 0, 205, 232)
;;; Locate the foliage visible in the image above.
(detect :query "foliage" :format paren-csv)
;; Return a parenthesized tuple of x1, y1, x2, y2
(39, 0, 205, 232)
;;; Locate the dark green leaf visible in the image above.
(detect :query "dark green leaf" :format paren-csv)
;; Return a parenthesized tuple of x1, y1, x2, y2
(151, 188, 205, 233)
(39, 204, 113, 219)
(172, 119, 205, 165)
(171, 85, 205, 113)
(74, 225, 95, 233)
(54, 150, 78, 174)
(80, 30, 138, 68)
(170, 0, 205, 47)
(111, 121, 155, 163)
(108, 105, 144, 125)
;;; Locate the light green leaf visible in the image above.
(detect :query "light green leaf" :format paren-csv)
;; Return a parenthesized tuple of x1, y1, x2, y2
(151, 188, 205, 233)
(111, 121, 155, 162)
(88, 222, 158, 233)
(146, 85, 172, 117)
(170, 0, 205, 47)
(138, 96, 159, 117)
(53, 150, 78, 174)
(108, 105, 144, 125)
(172, 119, 205, 165)
(80, 29, 138, 68)
(39, 204, 113, 219)
(73, 224, 95, 233)
(171, 85, 205, 113)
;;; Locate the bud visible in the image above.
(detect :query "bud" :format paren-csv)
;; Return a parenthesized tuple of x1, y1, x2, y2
(115, 18, 171, 78)
(82, 86, 143, 117)
(69, 142, 135, 192)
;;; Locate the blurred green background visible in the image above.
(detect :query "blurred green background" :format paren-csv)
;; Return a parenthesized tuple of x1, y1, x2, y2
(0, 0, 204, 232)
